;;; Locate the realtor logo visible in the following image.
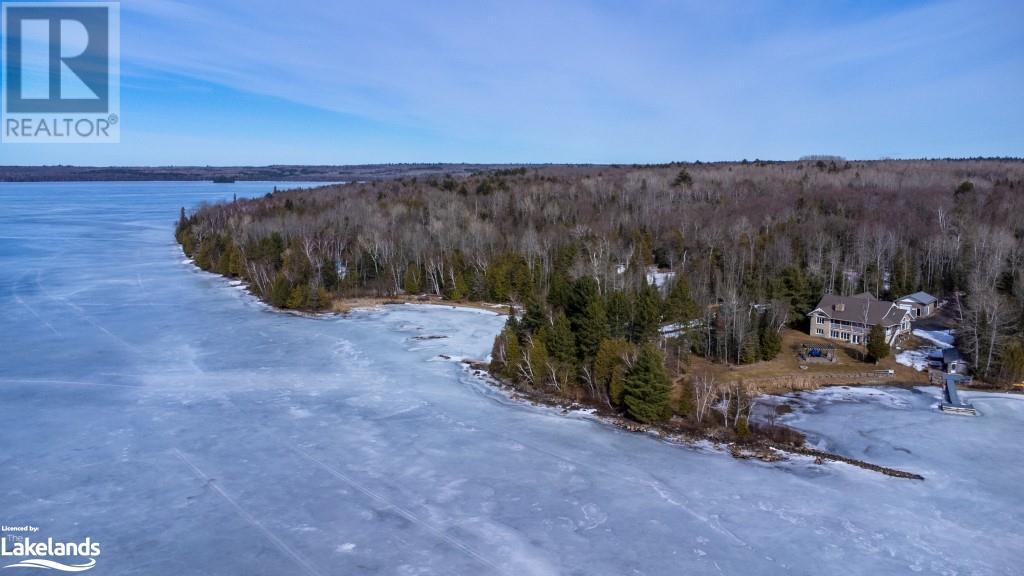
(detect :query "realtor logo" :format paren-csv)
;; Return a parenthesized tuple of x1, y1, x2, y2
(2, 1, 120, 143)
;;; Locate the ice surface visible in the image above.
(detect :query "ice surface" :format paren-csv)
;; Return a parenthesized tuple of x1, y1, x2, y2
(1, 182, 1022, 575)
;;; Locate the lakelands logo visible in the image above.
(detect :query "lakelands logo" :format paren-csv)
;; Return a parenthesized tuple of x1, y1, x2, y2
(1, 1, 120, 143)
(1, 526, 100, 572)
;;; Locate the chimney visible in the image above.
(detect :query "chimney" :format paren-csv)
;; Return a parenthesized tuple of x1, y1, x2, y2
(835, 303, 845, 312)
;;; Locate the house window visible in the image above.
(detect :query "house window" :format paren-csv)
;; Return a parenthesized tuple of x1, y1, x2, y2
(816, 328, 823, 335)
(831, 330, 840, 339)
(816, 316, 824, 324)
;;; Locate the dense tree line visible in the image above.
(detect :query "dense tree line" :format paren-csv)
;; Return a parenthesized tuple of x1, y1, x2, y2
(177, 161, 1024, 420)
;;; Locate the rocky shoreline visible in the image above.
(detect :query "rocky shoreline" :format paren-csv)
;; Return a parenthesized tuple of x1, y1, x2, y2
(464, 360, 926, 481)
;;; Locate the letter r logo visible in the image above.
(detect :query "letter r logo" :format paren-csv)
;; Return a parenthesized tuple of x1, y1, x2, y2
(3, 4, 110, 113)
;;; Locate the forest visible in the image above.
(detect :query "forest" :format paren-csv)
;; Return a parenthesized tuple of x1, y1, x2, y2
(176, 160, 1024, 431)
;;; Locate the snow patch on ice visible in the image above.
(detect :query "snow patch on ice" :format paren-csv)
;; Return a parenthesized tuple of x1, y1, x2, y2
(401, 302, 500, 316)
(896, 349, 930, 371)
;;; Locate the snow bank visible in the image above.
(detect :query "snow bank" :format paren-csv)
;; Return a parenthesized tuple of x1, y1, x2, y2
(401, 302, 501, 316)
(615, 264, 677, 289)
(646, 268, 675, 288)
(913, 328, 954, 349)
(896, 328, 954, 371)
(895, 349, 930, 371)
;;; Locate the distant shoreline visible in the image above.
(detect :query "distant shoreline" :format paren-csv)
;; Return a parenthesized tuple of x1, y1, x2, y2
(0, 164, 523, 183)
(4, 158, 1022, 183)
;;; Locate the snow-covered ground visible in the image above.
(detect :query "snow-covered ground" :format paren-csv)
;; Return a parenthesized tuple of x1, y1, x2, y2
(646, 267, 676, 288)
(896, 328, 955, 371)
(2, 182, 1022, 575)
(895, 347, 933, 371)
(913, 328, 954, 349)
(615, 264, 676, 288)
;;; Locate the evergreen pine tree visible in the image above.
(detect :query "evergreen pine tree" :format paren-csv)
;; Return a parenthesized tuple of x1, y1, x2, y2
(735, 416, 751, 439)
(631, 282, 662, 344)
(758, 315, 782, 361)
(490, 325, 523, 380)
(286, 284, 307, 309)
(526, 335, 550, 387)
(403, 265, 422, 294)
(594, 339, 634, 406)
(521, 295, 546, 335)
(568, 277, 609, 361)
(623, 344, 671, 423)
(484, 257, 512, 301)
(546, 245, 577, 309)
(671, 169, 693, 187)
(606, 291, 632, 340)
(269, 275, 291, 308)
(889, 253, 913, 299)
(226, 244, 244, 277)
(663, 275, 698, 324)
(567, 276, 599, 319)
(577, 297, 609, 361)
(774, 267, 819, 316)
(176, 207, 188, 237)
(675, 372, 694, 416)
(544, 312, 576, 367)
(740, 333, 759, 364)
(866, 324, 890, 363)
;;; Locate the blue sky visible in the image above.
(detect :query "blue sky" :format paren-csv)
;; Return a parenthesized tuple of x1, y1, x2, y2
(2, 0, 1022, 165)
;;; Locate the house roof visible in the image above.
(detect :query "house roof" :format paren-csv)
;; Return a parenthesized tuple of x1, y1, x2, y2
(809, 293, 909, 327)
(897, 291, 938, 305)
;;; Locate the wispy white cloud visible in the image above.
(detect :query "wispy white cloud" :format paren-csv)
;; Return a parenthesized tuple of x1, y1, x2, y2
(10, 0, 1024, 163)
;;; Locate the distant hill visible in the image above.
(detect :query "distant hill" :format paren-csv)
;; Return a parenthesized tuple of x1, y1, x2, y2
(0, 164, 526, 182)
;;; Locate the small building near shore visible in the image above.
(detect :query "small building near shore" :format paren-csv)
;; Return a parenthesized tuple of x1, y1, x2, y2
(896, 291, 938, 318)
(943, 348, 968, 374)
(807, 292, 912, 345)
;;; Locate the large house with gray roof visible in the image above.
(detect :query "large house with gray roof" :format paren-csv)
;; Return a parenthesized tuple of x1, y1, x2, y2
(808, 292, 912, 345)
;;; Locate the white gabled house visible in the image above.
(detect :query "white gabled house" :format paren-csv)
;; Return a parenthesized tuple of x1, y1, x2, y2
(808, 292, 912, 345)
(895, 291, 938, 318)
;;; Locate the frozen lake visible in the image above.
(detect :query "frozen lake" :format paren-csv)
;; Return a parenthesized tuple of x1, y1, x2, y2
(1, 182, 1021, 575)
